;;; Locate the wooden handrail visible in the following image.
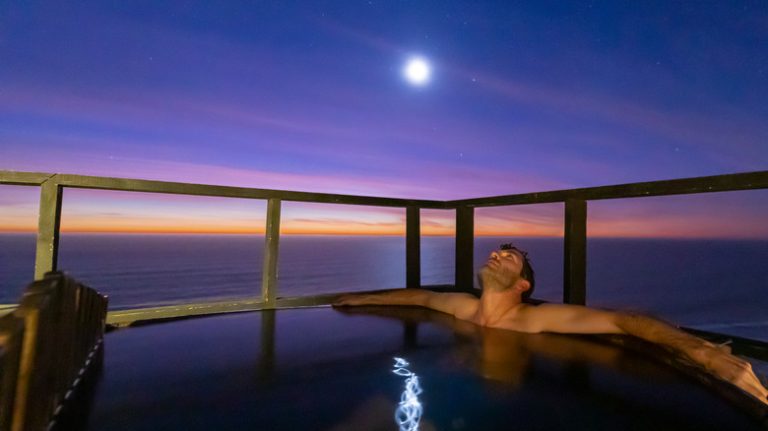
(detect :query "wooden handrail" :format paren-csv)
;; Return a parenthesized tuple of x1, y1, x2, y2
(446, 170, 768, 207)
(0, 171, 447, 208)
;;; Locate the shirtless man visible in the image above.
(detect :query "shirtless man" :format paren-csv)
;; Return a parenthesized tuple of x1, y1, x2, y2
(335, 243, 768, 405)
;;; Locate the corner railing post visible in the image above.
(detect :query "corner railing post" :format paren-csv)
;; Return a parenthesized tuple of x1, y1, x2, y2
(35, 178, 63, 280)
(563, 199, 587, 305)
(455, 206, 474, 290)
(261, 199, 281, 308)
(406, 206, 421, 288)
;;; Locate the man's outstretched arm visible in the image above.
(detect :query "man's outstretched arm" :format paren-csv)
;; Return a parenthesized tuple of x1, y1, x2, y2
(514, 303, 768, 404)
(615, 312, 768, 404)
(334, 289, 478, 320)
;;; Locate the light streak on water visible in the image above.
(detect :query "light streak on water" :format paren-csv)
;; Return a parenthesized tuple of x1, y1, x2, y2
(393, 357, 423, 431)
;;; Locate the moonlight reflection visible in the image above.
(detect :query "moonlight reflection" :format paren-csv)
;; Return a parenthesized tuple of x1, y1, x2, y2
(393, 357, 423, 431)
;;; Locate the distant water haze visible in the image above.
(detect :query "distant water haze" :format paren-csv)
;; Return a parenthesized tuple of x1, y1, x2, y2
(0, 234, 766, 343)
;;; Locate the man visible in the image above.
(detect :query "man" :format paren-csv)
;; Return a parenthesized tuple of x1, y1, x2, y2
(335, 243, 768, 405)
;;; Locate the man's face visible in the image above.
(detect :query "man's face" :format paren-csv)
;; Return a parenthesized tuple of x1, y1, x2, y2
(479, 249, 524, 290)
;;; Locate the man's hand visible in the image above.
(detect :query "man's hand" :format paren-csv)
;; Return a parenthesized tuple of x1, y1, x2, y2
(612, 312, 768, 405)
(687, 343, 768, 405)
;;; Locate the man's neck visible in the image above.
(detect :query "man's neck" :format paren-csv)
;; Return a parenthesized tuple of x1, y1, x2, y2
(475, 287, 522, 326)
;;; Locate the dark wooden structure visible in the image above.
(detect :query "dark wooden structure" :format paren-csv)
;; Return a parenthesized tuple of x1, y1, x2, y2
(0, 273, 107, 431)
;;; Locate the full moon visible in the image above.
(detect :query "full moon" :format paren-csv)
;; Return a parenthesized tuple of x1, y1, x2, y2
(403, 57, 431, 86)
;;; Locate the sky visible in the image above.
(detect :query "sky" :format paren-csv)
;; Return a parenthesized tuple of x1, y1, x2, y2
(1, 1, 767, 237)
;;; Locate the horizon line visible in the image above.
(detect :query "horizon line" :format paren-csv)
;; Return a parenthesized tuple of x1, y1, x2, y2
(0, 228, 766, 240)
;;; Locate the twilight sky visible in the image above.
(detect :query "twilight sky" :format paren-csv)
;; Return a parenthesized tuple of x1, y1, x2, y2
(1, 1, 767, 236)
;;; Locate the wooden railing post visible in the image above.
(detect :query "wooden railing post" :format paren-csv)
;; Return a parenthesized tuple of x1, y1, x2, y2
(455, 206, 474, 290)
(406, 206, 421, 288)
(261, 199, 281, 308)
(35, 179, 63, 280)
(563, 199, 587, 305)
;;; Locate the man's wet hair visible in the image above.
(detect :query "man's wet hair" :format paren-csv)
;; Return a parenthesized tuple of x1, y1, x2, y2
(499, 243, 536, 300)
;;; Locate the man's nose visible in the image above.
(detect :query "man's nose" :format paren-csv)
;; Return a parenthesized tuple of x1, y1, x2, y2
(490, 251, 499, 259)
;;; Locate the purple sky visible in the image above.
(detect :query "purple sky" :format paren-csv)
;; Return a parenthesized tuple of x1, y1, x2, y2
(1, 1, 767, 236)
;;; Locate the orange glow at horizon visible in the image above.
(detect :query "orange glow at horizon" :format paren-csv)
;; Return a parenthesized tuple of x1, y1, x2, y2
(1, 188, 768, 238)
(3, 216, 768, 238)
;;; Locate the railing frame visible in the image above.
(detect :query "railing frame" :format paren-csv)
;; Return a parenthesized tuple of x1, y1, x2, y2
(1, 170, 768, 354)
(563, 199, 587, 305)
(405, 206, 420, 288)
(261, 198, 281, 307)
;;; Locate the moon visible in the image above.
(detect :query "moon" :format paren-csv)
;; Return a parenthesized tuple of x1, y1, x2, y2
(403, 57, 431, 86)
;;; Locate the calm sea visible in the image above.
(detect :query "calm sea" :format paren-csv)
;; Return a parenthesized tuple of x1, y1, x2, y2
(1, 234, 766, 341)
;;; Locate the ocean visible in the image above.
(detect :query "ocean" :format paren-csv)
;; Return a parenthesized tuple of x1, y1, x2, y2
(0, 234, 766, 342)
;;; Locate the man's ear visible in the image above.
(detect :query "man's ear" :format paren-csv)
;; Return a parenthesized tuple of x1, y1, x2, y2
(514, 279, 531, 295)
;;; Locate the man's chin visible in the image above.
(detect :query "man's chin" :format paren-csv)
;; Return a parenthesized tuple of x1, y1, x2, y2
(479, 269, 515, 292)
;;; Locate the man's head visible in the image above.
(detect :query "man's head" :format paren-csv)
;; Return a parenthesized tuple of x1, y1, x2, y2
(478, 243, 536, 300)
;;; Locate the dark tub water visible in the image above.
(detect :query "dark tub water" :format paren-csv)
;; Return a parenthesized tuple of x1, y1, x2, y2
(82, 307, 764, 431)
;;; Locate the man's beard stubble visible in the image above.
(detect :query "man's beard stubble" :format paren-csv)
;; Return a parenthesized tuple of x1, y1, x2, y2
(478, 265, 515, 292)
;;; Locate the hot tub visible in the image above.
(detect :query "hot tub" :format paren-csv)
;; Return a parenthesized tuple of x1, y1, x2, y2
(78, 306, 765, 430)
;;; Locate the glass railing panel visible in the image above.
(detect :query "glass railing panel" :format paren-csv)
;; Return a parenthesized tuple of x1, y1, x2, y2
(420, 209, 455, 286)
(278, 202, 405, 296)
(0, 185, 40, 303)
(587, 190, 768, 342)
(58, 188, 266, 310)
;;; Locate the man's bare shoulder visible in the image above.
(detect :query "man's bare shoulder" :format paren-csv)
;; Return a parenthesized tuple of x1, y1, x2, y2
(501, 302, 620, 334)
(491, 302, 541, 332)
(425, 291, 479, 320)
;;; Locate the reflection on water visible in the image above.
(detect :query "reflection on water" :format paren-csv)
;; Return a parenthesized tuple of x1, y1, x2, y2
(393, 357, 423, 431)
